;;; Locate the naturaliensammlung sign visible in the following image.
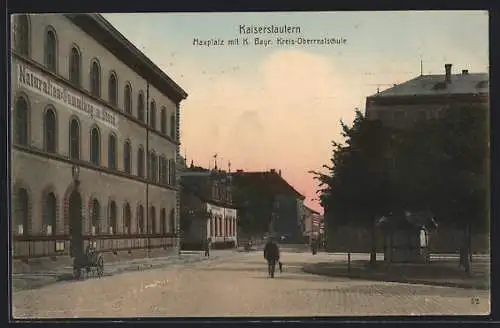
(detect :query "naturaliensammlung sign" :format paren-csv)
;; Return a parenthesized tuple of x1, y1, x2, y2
(17, 64, 119, 130)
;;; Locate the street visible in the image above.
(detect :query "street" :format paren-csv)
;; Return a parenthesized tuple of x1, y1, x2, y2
(12, 251, 490, 318)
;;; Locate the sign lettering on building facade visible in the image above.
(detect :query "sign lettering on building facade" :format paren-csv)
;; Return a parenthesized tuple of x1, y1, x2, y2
(17, 64, 118, 130)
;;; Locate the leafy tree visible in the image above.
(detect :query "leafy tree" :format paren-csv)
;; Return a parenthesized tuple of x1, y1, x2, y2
(312, 104, 489, 267)
(393, 105, 488, 234)
(311, 110, 393, 265)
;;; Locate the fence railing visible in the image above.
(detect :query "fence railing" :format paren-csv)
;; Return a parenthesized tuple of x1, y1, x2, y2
(12, 234, 178, 260)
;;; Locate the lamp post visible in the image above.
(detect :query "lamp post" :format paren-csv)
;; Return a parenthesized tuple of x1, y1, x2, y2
(71, 164, 80, 257)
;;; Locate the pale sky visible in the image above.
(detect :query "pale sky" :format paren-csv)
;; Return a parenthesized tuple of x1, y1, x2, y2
(103, 11, 489, 213)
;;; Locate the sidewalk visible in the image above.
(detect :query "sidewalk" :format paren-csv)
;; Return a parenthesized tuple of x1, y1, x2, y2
(12, 249, 241, 292)
(303, 258, 490, 290)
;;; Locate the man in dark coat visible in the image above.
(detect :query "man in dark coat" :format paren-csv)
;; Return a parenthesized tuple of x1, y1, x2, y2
(204, 237, 211, 257)
(263, 238, 280, 278)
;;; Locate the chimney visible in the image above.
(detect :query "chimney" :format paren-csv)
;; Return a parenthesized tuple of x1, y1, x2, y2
(236, 169, 243, 173)
(462, 69, 469, 75)
(270, 169, 276, 174)
(278, 169, 282, 176)
(445, 64, 452, 83)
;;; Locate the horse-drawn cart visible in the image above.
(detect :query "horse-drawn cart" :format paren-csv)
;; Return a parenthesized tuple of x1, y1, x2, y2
(73, 242, 104, 280)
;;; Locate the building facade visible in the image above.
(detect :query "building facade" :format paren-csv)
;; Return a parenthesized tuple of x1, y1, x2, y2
(302, 206, 323, 243)
(365, 63, 489, 129)
(10, 14, 188, 263)
(179, 161, 238, 249)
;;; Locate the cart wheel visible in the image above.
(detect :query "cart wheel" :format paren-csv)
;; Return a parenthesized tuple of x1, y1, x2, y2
(96, 255, 104, 278)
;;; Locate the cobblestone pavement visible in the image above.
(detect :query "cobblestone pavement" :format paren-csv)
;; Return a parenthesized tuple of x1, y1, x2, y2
(12, 252, 490, 318)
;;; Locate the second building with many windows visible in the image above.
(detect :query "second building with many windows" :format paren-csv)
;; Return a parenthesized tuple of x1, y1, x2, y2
(11, 13, 188, 263)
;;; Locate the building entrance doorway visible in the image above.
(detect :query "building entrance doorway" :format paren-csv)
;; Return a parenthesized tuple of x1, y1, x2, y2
(69, 190, 83, 257)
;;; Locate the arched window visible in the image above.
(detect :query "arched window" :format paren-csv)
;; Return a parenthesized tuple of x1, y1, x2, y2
(124, 84, 132, 114)
(168, 159, 176, 186)
(14, 188, 29, 235)
(220, 217, 223, 236)
(90, 60, 101, 97)
(109, 201, 117, 234)
(137, 205, 145, 233)
(108, 72, 118, 107)
(170, 113, 176, 140)
(137, 146, 144, 178)
(124, 140, 131, 174)
(14, 96, 29, 146)
(44, 107, 57, 153)
(91, 198, 100, 234)
(69, 118, 80, 160)
(148, 150, 157, 182)
(169, 209, 175, 233)
(149, 100, 156, 130)
(69, 46, 81, 86)
(108, 133, 117, 170)
(160, 208, 167, 234)
(153, 153, 158, 183)
(149, 206, 156, 234)
(159, 156, 166, 185)
(123, 203, 131, 234)
(14, 15, 30, 56)
(45, 28, 57, 72)
(90, 126, 100, 166)
(214, 216, 218, 236)
(137, 92, 145, 122)
(43, 192, 57, 235)
(160, 107, 167, 134)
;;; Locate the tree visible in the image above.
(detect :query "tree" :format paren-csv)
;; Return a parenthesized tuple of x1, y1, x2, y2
(387, 104, 488, 268)
(311, 110, 393, 265)
(313, 104, 488, 269)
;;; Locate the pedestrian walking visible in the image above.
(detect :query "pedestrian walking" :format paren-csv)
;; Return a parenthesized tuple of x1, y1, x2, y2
(204, 237, 211, 257)
(311, 238, 318, 255)
(458, 240, 471, 275)
(263, 237, 280, 278)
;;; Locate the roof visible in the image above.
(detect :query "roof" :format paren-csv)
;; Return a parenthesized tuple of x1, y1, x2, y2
(65, 14, 188, 104)
(367, 73, 489, 99)
(180, 179, 237, 209)
(231, 170, 305, 200)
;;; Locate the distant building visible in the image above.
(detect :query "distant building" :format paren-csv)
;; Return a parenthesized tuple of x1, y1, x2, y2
(231, 169, 305, 243)
(179, 160, 237, 250)
(302, 206, 323, 242)
(365, 63, 489, 129)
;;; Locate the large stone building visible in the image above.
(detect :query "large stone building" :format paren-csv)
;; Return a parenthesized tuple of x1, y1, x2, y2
(10, 14, 188, 265)
(179, 160, 238, 250)
(365, 63, 489, 129)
